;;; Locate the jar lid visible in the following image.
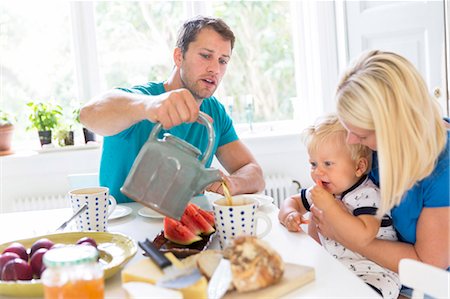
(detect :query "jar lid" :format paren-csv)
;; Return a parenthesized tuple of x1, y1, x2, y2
(43, 245, 99, 267)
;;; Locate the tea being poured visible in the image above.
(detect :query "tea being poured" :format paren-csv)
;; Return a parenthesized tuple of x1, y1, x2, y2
(222, 181, 233, 206)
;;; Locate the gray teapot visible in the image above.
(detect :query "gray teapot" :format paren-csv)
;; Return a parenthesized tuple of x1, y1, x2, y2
(121, 112, 222, 220)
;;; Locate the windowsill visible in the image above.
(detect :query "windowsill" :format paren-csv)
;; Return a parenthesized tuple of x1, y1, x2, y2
(1, 142, 101, 159)
(2, 120, 304, 158)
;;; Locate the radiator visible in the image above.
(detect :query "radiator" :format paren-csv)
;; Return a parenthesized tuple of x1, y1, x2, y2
(263, 175, 301, 208)
(9, 176, 300, 212)
(11, 194, 69, 213)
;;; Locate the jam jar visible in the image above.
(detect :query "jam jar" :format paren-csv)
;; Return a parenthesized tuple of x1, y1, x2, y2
(41, 245, 104, 299)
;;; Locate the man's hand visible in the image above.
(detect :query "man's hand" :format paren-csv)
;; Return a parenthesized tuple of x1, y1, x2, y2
(205, 170, 234, 195)
(146, 88, 200, 129)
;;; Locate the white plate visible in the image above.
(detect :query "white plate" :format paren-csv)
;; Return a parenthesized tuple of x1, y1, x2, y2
(109, 205, 133, 220)
(240, 193, 275, 208)
(206, 192, 274, 208)
(138, 207, 164, 219)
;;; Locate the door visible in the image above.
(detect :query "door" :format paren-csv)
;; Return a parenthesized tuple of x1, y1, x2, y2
(344, 0, 448, 115)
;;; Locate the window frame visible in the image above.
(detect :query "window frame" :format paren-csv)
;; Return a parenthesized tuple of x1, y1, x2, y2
(70, 1, 340, 135)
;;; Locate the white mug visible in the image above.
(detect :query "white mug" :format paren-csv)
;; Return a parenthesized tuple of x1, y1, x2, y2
(212, 195, 272, 249)
(68, 187, 117, 232)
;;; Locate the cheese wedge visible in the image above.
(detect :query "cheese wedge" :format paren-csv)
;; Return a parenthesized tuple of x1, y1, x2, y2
(121, 253, 207, 299)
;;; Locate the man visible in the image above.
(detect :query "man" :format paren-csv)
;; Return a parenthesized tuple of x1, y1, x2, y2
(80, 16, 265, 203)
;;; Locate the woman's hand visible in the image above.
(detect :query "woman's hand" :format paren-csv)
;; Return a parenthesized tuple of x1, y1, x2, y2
(311, 200, 348, 239)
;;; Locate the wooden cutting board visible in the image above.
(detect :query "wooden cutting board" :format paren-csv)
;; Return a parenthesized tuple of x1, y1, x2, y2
(223, 263, 315, 298)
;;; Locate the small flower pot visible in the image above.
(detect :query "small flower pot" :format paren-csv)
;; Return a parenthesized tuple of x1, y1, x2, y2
(64, 131, 74, 146)
(0, 124, 14, 154)
(83, 127, 96, 143)
(38, 130, 52, 146)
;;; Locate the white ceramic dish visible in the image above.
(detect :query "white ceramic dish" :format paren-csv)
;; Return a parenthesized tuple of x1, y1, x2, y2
(206, 192, 274, 208)
(0, 232, 137, 297)
(138, 207, 164, 219)
(109, 205, 133, 220)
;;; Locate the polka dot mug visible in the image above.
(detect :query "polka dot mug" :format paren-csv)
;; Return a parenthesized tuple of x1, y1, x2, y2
(68, 187, 117, 232)
(212, 195, 272, 249)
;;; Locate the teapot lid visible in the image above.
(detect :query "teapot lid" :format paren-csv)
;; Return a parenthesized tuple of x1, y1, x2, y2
(163, 133, 201, 158)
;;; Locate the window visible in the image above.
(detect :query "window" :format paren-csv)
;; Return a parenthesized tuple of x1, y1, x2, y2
(1, 1, 336, 150)
(0, 1, 77, 148)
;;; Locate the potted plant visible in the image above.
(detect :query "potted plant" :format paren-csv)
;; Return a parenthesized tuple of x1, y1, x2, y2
(74, 108, 96, 143)
(27, 102, 62, 146)
(0, 110, 15, 154)
(55, 126, 74, 147)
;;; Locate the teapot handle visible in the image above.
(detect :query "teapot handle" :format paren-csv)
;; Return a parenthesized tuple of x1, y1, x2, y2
(148, 111, 215, 165)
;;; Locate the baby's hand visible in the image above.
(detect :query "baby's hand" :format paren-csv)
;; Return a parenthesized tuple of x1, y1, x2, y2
(283, 212, 309, 232)
(310, 180, 335, 211)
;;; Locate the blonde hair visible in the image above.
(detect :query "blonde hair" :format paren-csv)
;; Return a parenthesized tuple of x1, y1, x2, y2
(336, 50, 446, 215)
(303, 114, 372, 172)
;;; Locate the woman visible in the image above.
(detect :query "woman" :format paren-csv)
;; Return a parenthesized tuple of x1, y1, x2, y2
(311, 50, 449, 294)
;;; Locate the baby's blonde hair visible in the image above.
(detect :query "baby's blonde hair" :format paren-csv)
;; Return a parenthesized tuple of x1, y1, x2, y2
(336, 50, 446, 215)
(303, 114, 372, 173)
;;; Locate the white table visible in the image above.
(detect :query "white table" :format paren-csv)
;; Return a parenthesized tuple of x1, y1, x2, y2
(0, 197, 379, 298)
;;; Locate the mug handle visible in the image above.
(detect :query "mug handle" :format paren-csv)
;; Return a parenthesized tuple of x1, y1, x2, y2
(107, 195, 117, 217)
(255, 211, 272, 239)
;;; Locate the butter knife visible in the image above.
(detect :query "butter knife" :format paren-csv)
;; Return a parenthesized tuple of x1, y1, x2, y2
(207, 258, 232, 299)
(138, 239, 202, 288)
(56, 202, 88, 231)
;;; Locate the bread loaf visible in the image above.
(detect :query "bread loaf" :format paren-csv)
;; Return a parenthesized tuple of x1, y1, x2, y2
(224, 236, 284, 292)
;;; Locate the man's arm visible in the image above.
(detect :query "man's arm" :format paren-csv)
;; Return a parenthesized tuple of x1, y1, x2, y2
(205, 140, 265, 195)
(80, 88, 200, 136)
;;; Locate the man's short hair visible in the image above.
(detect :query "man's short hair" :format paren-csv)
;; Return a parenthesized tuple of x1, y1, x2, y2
(176, 16, 235, 55)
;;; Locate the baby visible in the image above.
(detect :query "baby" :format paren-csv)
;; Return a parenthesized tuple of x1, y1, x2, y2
(278, 114, 400, 299)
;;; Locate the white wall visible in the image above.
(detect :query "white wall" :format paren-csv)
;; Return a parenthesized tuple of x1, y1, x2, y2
(0, 134, 312, 213)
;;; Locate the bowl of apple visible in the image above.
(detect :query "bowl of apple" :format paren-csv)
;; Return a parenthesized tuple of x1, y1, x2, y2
(0, 232, 137, 297)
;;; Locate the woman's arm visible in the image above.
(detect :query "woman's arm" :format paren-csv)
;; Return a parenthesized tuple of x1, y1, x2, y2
(312, 206, 450, 272)
(311, 185, 380, 246)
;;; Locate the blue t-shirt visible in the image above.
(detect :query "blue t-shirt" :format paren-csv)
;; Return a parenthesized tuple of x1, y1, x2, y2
(369, 130, 450, 244)
(99, 82, 239, 203)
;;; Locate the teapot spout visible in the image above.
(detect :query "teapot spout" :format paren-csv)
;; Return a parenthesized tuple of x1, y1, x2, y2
(197, 168, 222, 191)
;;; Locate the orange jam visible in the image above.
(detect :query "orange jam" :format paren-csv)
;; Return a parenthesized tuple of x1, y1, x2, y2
(42, 245, 104, 299)
(44, 278, 104, 299)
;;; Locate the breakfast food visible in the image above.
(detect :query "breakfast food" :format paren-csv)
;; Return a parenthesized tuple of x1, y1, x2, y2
(0, 236, 99, 281)
(224, 235, 284, 292)
(163, 203, 215, 245)
(121, 252, 208, 299)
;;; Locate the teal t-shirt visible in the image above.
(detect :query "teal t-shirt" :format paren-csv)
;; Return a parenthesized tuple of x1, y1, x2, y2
(99, 82, 238, 203)
(369, 130, 450, 244)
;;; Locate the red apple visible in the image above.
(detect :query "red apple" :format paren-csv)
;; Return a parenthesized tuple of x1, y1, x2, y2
(76, 237, 97, 248)
(30, 248, 48, 278)
(0, 252, 20, 277)
(2, 242, 28, 261)
(30, 238, 54, 257)
(1, 258, 33, 281)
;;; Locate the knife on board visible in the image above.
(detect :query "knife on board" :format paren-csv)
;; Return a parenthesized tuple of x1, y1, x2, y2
(207, 257, 232, 299)
(138, 239, 202, 289)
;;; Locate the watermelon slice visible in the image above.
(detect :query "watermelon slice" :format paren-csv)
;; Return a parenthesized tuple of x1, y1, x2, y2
(197, 208, 215, 227)
(181, 212, 202, 236)
(184, 204, 215, 235)
(163, 217, 202, 245)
